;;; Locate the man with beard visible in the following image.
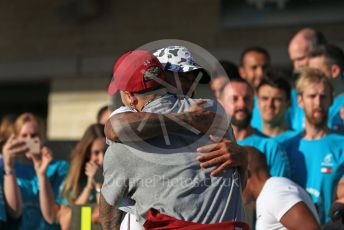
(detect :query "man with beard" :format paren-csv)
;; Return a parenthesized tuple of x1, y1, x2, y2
(283, 68, 344, 224)
(308, 44, 344, 131)
(238, 47, 272, 132)
(287, 28, 328, 132)
(220, 78, 290, 178)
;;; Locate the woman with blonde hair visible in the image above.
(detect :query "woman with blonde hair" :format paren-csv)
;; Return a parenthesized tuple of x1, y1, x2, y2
(2, 112, 68, 229)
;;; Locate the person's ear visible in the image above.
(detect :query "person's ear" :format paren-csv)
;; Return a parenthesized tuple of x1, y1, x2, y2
(297, 94, 304, 109)
(126, 92, 138, 107)
(239, 67, 246, 79)
(331, 64, 341, 79)
(122, 91, 136, 108)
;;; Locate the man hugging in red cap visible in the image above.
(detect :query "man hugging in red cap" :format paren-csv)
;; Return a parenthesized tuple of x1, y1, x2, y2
(100, 50, 249, 230)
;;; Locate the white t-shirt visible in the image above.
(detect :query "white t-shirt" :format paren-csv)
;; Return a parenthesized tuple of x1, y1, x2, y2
(109, 106, 137, 117)
(256, 177, 320, 230)
(106, 106, 137, 145)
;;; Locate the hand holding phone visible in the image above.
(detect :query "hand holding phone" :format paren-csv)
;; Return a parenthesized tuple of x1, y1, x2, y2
(24, 138, 41, 154)
(94, 166, 104, 184)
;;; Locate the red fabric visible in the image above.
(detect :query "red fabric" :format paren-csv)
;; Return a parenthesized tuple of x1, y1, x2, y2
(107, 50, 166, 95)
(143, 209, 250, 230)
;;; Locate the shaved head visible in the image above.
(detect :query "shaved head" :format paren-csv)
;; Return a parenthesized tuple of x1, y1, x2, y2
(289, 28, 327, 71)
(245, 146, 269, 175)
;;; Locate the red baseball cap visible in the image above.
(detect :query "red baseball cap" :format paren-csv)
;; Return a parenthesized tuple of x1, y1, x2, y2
(107, 50, 166, 95)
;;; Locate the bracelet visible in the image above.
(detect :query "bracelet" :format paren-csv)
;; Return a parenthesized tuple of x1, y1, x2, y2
(95, 187, 101, 193)
(3, 168, 14, 176)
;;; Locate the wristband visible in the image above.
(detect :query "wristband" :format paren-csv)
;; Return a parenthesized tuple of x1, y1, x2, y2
(4, 168, 14, 176)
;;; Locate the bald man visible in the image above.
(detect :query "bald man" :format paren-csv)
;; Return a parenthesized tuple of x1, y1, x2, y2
(288, 28, 327, 72)
(308, 44, 344, 132)
(243, 146, 320, 230)
(288, 28, 327, 131)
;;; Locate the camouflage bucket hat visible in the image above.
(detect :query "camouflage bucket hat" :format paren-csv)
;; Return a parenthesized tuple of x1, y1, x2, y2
(153, 46, 211, 84)
(153, 46, 203, 72)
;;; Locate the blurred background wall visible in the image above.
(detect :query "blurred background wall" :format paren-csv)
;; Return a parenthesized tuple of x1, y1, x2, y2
(0, 0, 343, 139)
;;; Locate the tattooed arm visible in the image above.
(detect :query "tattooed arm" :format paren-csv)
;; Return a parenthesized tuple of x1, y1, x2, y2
(197, 137, 248, 188)
(105, 101, 228, 142)
(99, 193, 123, 230)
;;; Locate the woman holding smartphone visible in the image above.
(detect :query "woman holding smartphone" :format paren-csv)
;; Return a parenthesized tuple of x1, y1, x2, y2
(41, 123, 106, 229)
(2, 112, 69, 229)
(61, 123, 105, 227)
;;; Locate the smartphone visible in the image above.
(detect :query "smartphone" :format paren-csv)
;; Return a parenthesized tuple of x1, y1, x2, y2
(24, 138, 41, 154)
(94, 167, 104, 184)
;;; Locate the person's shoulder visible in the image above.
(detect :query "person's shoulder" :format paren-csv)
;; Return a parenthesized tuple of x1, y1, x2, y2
(263, 178, 302, 200)
(143, 94, 178, 113)
(275, 130, 301, 143)
(254, 134, 289, 158)
(327, 131, 344, 139)
(183, 97, 226, 114)
(238, 131, 263, 145)
(47, 160, 69, 177)
(282, 132, 303, 146)
(250, 131, 280, 147)
(267, 177, 296, 188)
(110, 106, 136, 117)
(255, 130, 269, 138)
(185, 97, 216, 108)
(259, 178, 284, 202)
(106, 141, 130, 153)
(334, 93, 344, 103)
(325, 131, 344, 146)
(280, 130, 299, 138)
(189, 97, 214, 104)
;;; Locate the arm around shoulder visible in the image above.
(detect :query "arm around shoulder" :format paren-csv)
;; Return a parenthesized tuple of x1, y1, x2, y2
(280, 202, 320, 230)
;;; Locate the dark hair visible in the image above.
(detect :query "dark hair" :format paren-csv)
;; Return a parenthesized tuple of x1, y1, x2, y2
(309, 44, 344, 70)
(240, 46, 271, 66)
(97, 105, 109, 123)
(257, 70, 291, 102)
(303, 28, 327, 53)
(214, 60, 241, 80)
(219, 77, 254, 99)
(230, 76, 250, 85)
(245, 146, 269, 176)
